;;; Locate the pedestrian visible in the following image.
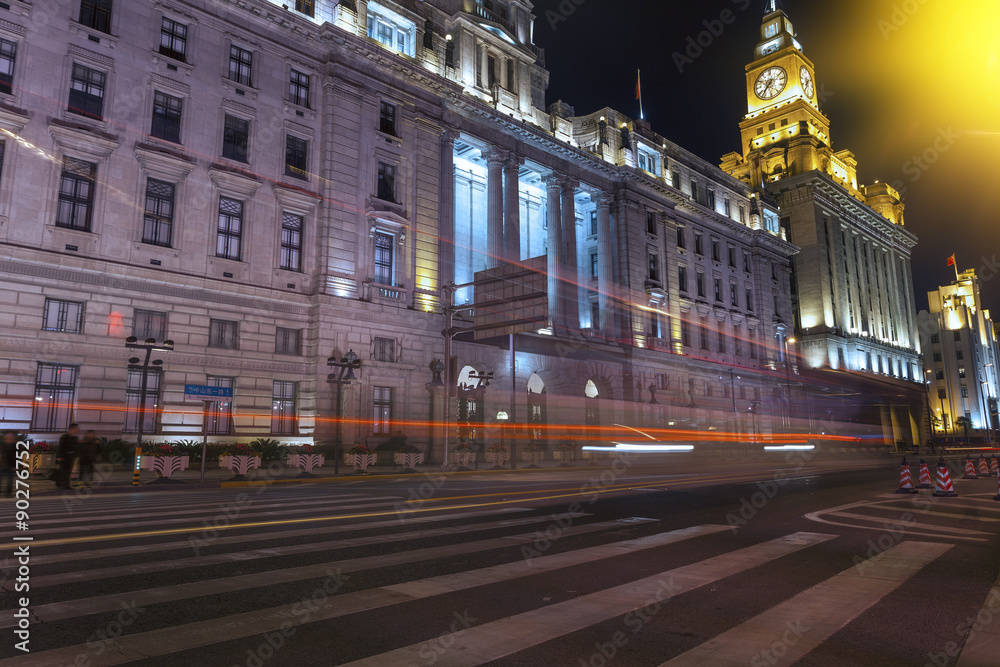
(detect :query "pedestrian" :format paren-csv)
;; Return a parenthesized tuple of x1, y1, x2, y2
(55, 423, 79, 490)
(78, 430, 98, 487)
(0, 431, 16, 497)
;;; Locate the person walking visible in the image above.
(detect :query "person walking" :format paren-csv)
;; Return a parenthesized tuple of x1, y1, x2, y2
(78, 430, 98, 487)
(0, 431, 16, 497)
(55, 423, 79, 490)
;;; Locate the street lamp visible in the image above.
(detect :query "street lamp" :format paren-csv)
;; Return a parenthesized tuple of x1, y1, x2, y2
(125, 336, 174, 486)
(497, 410, 509, 454)
(327, 350, 361, 475)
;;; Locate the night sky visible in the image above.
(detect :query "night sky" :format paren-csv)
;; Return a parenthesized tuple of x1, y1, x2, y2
(530, 0, 1000, 313)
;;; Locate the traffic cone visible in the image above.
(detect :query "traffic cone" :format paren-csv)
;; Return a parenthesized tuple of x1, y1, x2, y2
(963, 456, 978, 479)
(917, 459, 933, 489)
(934, 457, 958, 497)
(990, 455, 999, 476)
(995, 472, 1000, 501)
(979, 456, 990, 477)
(895, 458, 918, 494)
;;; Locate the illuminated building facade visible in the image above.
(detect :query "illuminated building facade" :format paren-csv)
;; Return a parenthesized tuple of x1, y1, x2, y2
(919, 270, 1000, 440)
(0, 0, 906, 452)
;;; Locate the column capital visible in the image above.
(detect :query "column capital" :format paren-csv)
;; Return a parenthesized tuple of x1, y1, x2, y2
(560, 177, 580, 193)
(483, 146, 508, 166)
(544, 171, 563, 190)
(441, 129, 458, 147)
(591, 190, 612, 210)
(504, 153, 525, 171)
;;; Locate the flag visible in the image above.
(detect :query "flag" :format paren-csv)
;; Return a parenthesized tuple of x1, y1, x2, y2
(946, 254, 956, 267)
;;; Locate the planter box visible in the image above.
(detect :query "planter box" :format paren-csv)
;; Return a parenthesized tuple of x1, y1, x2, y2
(29, 453, 54, 474)
(450, 451, 476, 468)
(220, 455, 261, 477)
(553, 450, 576, 463)
(140, 455, 190, 478)
(393, 452, 424, 470)
(521, 451, 544, 466)
(345, 452, 377, 472)
(287, 453, 325, 474)
(485, 450, 509, 467)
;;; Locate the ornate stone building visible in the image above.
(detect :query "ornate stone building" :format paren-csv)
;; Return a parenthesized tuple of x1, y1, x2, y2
(0, 0, 910, 453)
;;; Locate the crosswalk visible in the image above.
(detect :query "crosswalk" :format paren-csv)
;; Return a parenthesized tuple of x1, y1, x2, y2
(0, 485, 995, 666)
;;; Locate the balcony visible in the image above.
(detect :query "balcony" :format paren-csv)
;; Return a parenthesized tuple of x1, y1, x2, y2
(363, 281, 410, 305)
(472, 3, 515, 34)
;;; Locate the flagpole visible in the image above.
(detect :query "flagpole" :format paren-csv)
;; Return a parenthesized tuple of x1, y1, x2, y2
(953, 254, 960, 283)
(637, 69, 644, 120)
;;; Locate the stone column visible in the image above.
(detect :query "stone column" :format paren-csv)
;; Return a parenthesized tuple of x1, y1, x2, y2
(594, 191, 614, 332)
(561, 178, 580, 331)
(545, 173, 563, 331)
(439, 130, 457, 293)
(503, 154, 524, 263)
(484, 147, 506, 269)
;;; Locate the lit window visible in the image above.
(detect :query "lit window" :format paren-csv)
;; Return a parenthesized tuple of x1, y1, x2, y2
(366, 4, 415, 57)
(272, 381, 297, 435)
(42, 299, 84, 334)
(373, 386, 393, 434)
(374, 232, 394, 285)
(32, 364, 79, 432)
(0, 38, 16, 95)
(205, 376, 234, 435)
(285, 135, 308, 180)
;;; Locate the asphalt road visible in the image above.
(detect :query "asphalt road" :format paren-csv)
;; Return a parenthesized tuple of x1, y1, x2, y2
(1, 455, 998, 666)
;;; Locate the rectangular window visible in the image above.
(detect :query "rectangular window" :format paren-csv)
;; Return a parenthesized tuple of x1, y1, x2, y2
(733, 324, 742, 356)
(132, 309, 167, 340)
(931, 333, 940, 344)
(959, 367, 967, 379)
(700, 318, 710, 350)
(671, 170, 680, 189)
(374, 231, 394, 285)
(151, 91, 182, 144)
(743, 251, 751, 273)
(749, 328, 757, 359)
(32, 364, 78, 432)
(124, 367, 161, 433)
(746, 288, 754, 311)
(374, 337, 396, 362)
(648, 253, 659, 281)
(739, 205, 746, 224)
(694, 233, 704, 255)
(80, 0, 112, 33)
(228, 44, 253, 86)
(690, 181, 699, 202)
(712, 240, 721, 262)
(295, 0, 315, 17)
(646, 211, 657, 235)
(288, 68, 310, 108)
(961, 386, 969, 398)
(676, 226, 686, 249)
(935, 370, 944, 380)
(718, 327, 726, 353)
(159, 17, 187, 62)
(933, 352, 942, 362)
(68, 63, 105, 120)
(367, 11, 413, 56)
(205, 376, 234, 435)
(728, 247, 736, 267)
(956, 350, 964, 361)
(209, 319, 239, 349)
(0, 38, 17, 95)
(649, 312, 661, 339)
(678, 266, 688, 293)
(222, 115, 249, 162)
(373, 386, 392, 434)
(714, 277, 723, 302)
(954, 331, 962, 342)
(216, 196, 243, 260)
(285, 135, 308, 179)
(379, 101, 397, 136)
(681, 320, 690, 347)
(707, 189, 716, 209)
(591, 301, 601, 331)
(280, 212, 303, 271)
(730, 283, 738, 307)
(272, 380, 297, 435)
(724, 198, 732, 217)
(275, 327, 302, 355)
(42, 298, 84, 333)
(590, 252, 598, 279)
(696, 272, 705, 298)
(937, 388, 947, 400)
(56, 158, 96, 232)
(588, 211, 597, 237)
(377, 162, 396, 202)
(142, 178, 175, 247)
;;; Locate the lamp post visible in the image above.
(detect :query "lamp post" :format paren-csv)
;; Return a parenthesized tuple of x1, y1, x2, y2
(327, 350, 361, 475)
(497, 410, 508, 454)
(465, 370, 493, 470)
(125, 336, 173, 486)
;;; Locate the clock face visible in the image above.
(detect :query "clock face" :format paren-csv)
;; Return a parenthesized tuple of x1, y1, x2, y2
(755, 66, 787, 100)
(800, 67, 814, 98)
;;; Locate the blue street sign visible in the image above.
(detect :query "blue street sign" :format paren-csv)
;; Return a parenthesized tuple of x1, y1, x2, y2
(184, 384, 233, 398)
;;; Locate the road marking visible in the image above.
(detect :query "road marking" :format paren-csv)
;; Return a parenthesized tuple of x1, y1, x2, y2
(957, 569, 1000, 666)
(2, 514, 606, 627)
(4, 525, 731, 666)
(339, 532, 837, 667)
(659, 541, 952, 666)
(22, 507, 533, 566)
(804, 501, 990, 543)
(864, 503, 1000, 524)
(827, 511, 992, 537)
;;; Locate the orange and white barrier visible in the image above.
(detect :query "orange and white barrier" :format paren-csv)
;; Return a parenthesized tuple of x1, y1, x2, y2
(895, 458, 917, 494)
(934, 458, 958, 497)
(917, 460, 933, 489)
(963, 456, 978, 480)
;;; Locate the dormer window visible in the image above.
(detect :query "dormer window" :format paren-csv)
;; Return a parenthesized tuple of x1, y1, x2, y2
(637, 146, 659, 176)
(366, 3, 415, 57)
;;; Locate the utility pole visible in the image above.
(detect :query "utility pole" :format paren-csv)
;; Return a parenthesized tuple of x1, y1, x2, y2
(327, 350, 361, 475)
(125, 336, 173, 486)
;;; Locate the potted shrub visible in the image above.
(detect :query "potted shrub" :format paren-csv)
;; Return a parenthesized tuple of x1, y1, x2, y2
(485, 443, 509, 468)
(393, 444, 424, 472)
(139, 442, 190, 480)
(553, 440, 576, 466)
(345, 445, 376, 473)
(287, 443, 325, 474)
(520, 441, 545, 467)
(28, 441, 54, 475)
(219, 443, 261, 478)
(450, 443, 476, 469)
